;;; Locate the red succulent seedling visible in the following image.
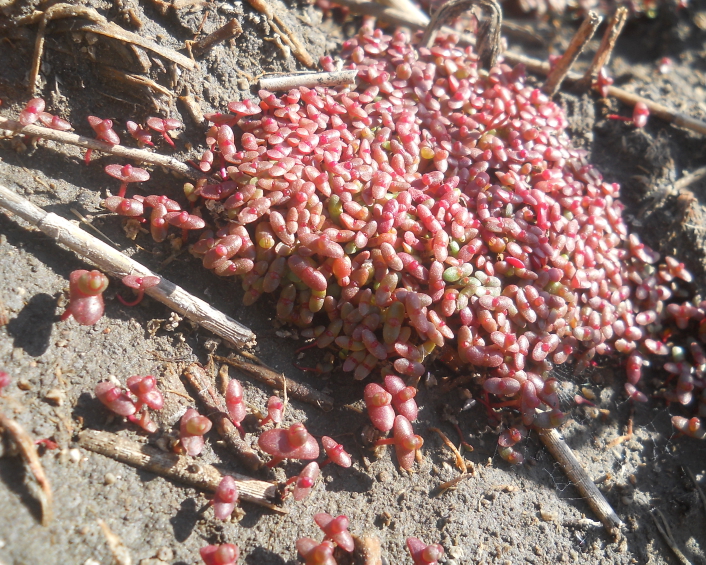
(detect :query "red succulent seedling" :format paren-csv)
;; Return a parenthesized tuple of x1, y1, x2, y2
(165, 210, 206, 243)
(296, 538, 336, 565)
(126, 375, 163, 411)
(179, 408, 212, 456)
(212, 475, 239, 520)
(61, 269, 109, 325)
(292, 461, 320, 501)
(259, 396, 284, 427)
(86, 116, 120, 163)
(0, 372, 10, 394)
(313, 513, 354, 552)
(117, 275, 160, 307)
(103, 196, 145, 217)
(105, 163, 150, 198)
(406, 537, 444, 565)
(146, 117, 181, 148)
(18, 97, 45, 126)
(126, 121, 153, 146)
(374, 415, 423, 471)
(321, 436, 352, 468)
(258, 422, 319, 467)
(200, 543, 239, 565)
(95, 381, 137, 417)
(37, 111, 71, 131)
(383, 374, 418, 421)
(128, 410, 158, 433)
(227, 99, 262, 117)
(632, 101, 650, 128)
(225, 379, 246, 434)
(364, 383, 395, 432)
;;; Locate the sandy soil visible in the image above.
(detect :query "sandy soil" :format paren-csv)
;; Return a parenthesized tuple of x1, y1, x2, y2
(1, 0, 706, 564)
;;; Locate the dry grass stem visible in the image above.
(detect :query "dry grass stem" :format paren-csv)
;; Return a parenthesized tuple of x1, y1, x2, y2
(78, 429, 285, 512)
(191, 18, 243, 57)
(98, 520, 132, 565)
(674, 165, 706, 192)
(0, 117, 200, 180)
(0, 184, 257, 348)
(651, 507, 692, 565)
(213, 355, 334, 411)
(542, 11, 602, 96)
(259, 70, 358, 91)
(421, 0, 502, 69)
(576, 7, 628, 92)
(182, 363, 264, 471)
(606, 417, 633, 449)
(0, 411, 53, 525)
(538, 428, 623, 536)
(429, 427, 466, 473)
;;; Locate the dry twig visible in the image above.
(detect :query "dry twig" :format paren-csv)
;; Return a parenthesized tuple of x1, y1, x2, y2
(421, 0, 502, 70)
(213, 355, 334, 411)
(651, 507, 692, 565)
(182, 363, 264, 472)
(259, 70, 358, 91)
(683, 466, 706, 519)
(0, 411, 53, 525)
(190, 18, 243, 57)
(674, 165, 706, 193)
(0, 184, 256, 348)
(542, 11, 602, 96)
(78, 429, 284, 511)
(98, 520, 132, 565)
(0, 117, 199, 180)
(576, 7, 628, 92)
(538, 428, 623, 537)
(429, 427, 466, 473)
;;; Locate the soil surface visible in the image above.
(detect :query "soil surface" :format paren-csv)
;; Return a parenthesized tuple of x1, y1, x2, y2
(1, 0, 706, 564)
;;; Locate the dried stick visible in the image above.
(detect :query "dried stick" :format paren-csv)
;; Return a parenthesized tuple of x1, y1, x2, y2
(542, 11, 602, 96)
(0, 411, 53, 525)
(0, 117, 200, 180)
(674, 165, 706, 192)
(329, 0, 426, 29)
(77, 429, 284, 512)
(538, 428, 623, 536)
(78, 22, 195, 69)
(191, 18, 243, 57)
(421, 0, 503, 70)
(0, 184, 256, 348)
(576, 7, 628, 92)
(502, 50, 706, 136)
(259, 70, 358, 91)
(429, 427, 466, 473)
(182, 363, 264, 472)
(651, 507, 692, 565)
(213, 355, 334, 411)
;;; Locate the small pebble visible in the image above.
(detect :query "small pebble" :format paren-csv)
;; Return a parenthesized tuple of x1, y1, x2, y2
(104, 473, 117, 485)
(156, 547, 173, 561)
(68, 448, 82, 463)
(377, 470, 391, 483)
(540, 508, 558, 521)
(45, 388, 66, 406)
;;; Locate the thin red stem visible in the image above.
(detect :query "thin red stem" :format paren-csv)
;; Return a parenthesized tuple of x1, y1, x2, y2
(116, 290, 144, 307)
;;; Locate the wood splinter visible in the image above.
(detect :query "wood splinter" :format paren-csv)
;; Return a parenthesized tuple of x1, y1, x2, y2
(576, 7, 628, 92)
(0, 411, 53, 526)
(182, 363, 264, 472)
(542, 11, 603, 96)
(190, 18, 243, 58)
(538, 428, 623, 537)
(0, 184, 256, 350)
(259, 70, 358, 91)
(78, 429, 285, 512)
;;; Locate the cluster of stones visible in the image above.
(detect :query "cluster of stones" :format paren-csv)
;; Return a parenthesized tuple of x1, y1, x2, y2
(103, 28, 705, 442)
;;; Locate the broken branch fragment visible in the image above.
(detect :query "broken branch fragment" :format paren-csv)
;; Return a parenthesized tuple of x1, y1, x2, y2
(538, 428, 623, 536)
(576, 7, 628, 92)
(542, 11, 602, 96)
(191, 18, 243, 57)
(77, 429, 283, 511)
(259, 70, 358, 91)
(0, 117, 199, 180)
(0, 411, 53, 525)
(182, 363, 264, 472)
(0, 184, 256, 349)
